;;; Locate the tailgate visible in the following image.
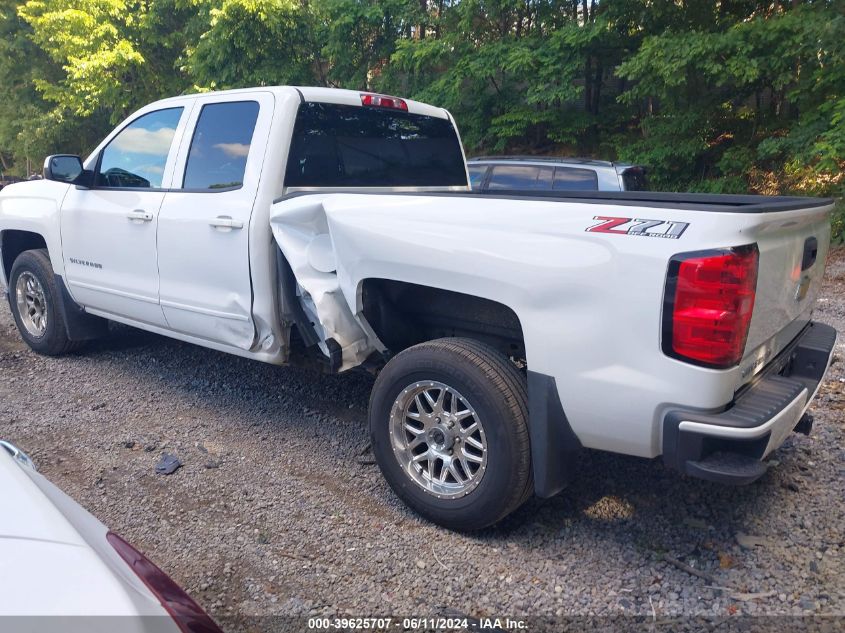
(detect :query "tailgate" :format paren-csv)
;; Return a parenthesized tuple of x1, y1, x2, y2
(739, 203, 832, 383)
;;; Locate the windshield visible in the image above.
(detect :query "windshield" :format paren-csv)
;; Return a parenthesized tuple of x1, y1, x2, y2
(284, 102, 467, 188)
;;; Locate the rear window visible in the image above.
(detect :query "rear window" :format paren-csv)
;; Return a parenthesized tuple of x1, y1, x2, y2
(487, 164, 553, 190)
(621, 167, 649, 191)
(284, 102, 467, 188)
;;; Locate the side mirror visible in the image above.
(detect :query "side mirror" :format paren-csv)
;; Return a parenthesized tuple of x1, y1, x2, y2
(43, 155, 92, 187)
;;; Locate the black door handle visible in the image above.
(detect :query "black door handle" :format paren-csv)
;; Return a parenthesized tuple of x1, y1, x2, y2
(802, 237, 818, 271)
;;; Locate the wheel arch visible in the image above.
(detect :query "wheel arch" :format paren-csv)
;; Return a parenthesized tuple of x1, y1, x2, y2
(358, 277, 526, 361)
(1, 230, 48, 286)
(358, 278, 581, 498)
(2, 231, 108, 342)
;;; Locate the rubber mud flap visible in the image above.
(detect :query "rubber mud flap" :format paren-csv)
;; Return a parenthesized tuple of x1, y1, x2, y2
(526, 371, 581, 498)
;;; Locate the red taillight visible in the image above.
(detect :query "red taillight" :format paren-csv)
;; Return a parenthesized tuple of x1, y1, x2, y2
(360, 93, 408, 111)
(663, 245, 759, 368)
(107, 532, 223, 633)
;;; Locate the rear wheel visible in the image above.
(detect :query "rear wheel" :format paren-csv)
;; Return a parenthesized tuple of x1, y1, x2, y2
(369, 338, 532, 530)
(9, 249, 81, 355)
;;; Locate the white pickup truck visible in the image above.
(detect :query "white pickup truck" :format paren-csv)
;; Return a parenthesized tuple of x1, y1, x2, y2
(0, 86, 837, 530)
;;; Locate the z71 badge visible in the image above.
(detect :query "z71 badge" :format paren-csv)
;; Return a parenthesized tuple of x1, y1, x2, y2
(586, 216, 689, 239)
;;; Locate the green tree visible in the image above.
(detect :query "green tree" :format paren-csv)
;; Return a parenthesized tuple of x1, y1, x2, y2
(0, 0, 843, 242)
(189, 0, 317, 89)
(318, 0, 417, 90)
(2, 0, 206, 174)
(616, 3, 845, 194)
(19, 0, 150, 117)
(383, 1, 625, 151)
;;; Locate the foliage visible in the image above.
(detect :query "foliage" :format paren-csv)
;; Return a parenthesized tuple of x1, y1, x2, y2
(189, 0, 315, 88)
(18, 0, 147, 117)
(319, 0, 417, 89)
(1, 0, 844, 241)
(616, 5, 845, 197)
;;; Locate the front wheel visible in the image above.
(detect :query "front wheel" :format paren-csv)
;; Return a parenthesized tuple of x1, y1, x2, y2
(9, 249, 80, 356)
(369, 338, 532, 530)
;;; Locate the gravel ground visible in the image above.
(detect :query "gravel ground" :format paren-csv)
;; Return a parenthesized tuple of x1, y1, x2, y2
(1, 249, 845, 629)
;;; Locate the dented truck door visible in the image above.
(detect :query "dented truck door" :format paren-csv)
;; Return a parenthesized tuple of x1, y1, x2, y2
(156, 92, 274, 348)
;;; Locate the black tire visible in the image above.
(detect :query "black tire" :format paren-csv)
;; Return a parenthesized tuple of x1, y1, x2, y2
(8, 249, 81, 356)
(369, 338, 532, 530)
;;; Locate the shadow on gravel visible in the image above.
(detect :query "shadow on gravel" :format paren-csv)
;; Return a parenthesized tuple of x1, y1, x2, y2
(484, 444, 795, 563)
(79, 323, 376, 422)
(85, 323, 174, 353)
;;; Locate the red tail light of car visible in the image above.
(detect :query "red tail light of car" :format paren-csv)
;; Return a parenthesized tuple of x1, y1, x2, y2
(662, 245, 759, 368)
(107, 532, 223, 633)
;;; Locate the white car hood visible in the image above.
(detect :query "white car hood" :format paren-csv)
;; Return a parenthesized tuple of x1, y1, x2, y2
(0, 449, 174, 625)
(0, 538, 156, 619)
(0, 449, 86, 545)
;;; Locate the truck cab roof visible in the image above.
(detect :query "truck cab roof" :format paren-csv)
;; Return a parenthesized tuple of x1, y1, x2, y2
(143, 86, 452, 120)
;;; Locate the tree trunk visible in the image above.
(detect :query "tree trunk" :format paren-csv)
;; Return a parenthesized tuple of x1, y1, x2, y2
(592, 58, 603, 114)
(419, 0, 426, 39)
(584, 56, 593, 113)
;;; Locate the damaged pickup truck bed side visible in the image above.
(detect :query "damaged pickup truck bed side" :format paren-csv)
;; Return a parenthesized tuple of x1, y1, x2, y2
(0, 87, 837, 530)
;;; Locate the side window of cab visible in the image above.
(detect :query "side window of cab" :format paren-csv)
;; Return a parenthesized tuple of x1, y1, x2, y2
(182, 101, 260, 190)
(96, 108, 184, 189)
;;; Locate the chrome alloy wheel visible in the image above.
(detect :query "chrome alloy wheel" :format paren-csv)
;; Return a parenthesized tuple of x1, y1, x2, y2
(15, 271, 48, 338)
(389, 381, 488, 499)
